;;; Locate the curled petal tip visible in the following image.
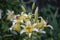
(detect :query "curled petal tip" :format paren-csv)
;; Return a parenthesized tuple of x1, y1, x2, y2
(47, 25, 53, 30)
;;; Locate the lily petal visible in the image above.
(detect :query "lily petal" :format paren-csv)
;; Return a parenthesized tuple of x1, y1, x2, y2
(40, 30, 46, 34)
(47, 25, 53, 30)
(7, 10, 14, 15)
(9, 27, 13, 31)
(20, 30, 25, 34)
(25, 21, 31, 26)
(11, 11, 14, 14)
(12, 20, 17, 25)
(34, 28, 39, 32)
(29, 33, 32, 38)
(23, 14, 28, 17)
(7, 10, 11, 13)
(33, 23, 37, 27)
(39, 29, 46, 34)
(20, 25, 25, 28)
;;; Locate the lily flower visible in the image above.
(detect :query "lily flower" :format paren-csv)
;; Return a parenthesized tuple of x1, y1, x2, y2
(12, 12, 28, 23)
(7, 10, 14, 21)
(13, 14, 24, 23)
(9, 21, 20, 32)
(15, 12, 28, 23)
(36, 17, 53, 30)
(20, 21, 38, 38)
(13, 23, 20, 32)
(20, 12, 28, 20)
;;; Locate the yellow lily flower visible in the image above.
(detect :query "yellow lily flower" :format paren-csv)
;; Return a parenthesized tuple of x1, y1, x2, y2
(36, 17, 46, 29)
(13, 12, 27, 23)
(16, 12, 28, 22)
(7, 13, 14, 20)
(36, 17, 53, 30)
(24, 24, 34, 33)
(20, 21, 38, 37)
(7, 10, 14, 21)
(16, 15, 24, 23)
(15, 12, 32, 22)
(13, 23, 20, 32)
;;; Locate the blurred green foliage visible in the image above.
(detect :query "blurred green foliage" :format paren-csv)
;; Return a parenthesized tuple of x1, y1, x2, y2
(0, 0, 60, 40)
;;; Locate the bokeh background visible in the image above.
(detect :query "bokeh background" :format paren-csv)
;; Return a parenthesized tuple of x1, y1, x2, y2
(0, 0, 60, 40)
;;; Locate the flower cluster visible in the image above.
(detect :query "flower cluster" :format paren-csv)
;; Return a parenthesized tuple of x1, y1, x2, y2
(7, 7, 53, 38)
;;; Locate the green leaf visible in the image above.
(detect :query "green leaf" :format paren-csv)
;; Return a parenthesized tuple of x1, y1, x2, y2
(0, 36, 2, 40)
(54, 8, 58, 17)
(2, 21, 9, 32)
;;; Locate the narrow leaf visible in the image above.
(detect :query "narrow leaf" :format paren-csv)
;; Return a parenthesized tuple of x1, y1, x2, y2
(54, 8, 58, 17)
